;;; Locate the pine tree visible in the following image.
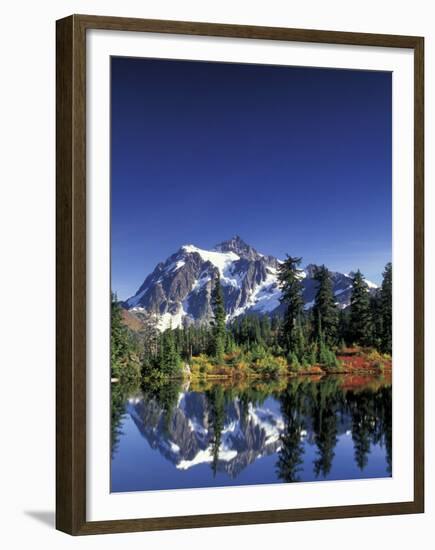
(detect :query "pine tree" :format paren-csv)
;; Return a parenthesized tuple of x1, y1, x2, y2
(288, 351, 301, 371)
(111, 292, 141, 382)
(349, 270, 372, 346)
(225, 330, 236, 353)
(276, 383, 305, 482)
(141, 311, 159, 377)
(350, 393, 373, 470)
(338, 308, 350, 347)
(277, 255, 304, 355)
(240, 316, 250, 348)
(111, 292, 130, 378)
(317, 326, 340, 370)
(312, 383, 338, 478)
(380, 262, 392, 354)
(207, 385, 225, 477)
(159, 327, 181, 376)
(293, 323, 308, 364)
(312, 265, 339, 347)
(369, 290, 383, 349)
(211, 273, 226, 362)
(260, 315, 272, 346)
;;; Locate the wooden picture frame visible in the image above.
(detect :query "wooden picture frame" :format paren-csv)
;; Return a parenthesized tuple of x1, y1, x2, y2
(56, 14, 424, 535)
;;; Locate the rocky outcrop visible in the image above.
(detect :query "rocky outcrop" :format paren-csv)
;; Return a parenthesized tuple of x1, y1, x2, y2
(123, 236, 376, 329)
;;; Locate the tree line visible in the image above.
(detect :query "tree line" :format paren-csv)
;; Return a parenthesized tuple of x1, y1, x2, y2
(111, 258, 392, 379)
(275, 257, 392, 370)
(112, 376, 391, 479)
(276, 377, 392, 481)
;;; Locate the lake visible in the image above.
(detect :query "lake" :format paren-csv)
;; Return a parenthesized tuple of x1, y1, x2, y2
(111, 375, 392, 492)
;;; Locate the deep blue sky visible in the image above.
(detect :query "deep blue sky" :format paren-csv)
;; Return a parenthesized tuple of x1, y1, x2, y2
(111, 57, 392, 299)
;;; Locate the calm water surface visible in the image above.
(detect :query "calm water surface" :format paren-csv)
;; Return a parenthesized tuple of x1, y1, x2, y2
(111, 376, 392, 492)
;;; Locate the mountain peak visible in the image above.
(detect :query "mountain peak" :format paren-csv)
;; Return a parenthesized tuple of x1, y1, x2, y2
(124, 239, 372, 328)
(214, 236, 260, 259)
(304, 263, 319, 277)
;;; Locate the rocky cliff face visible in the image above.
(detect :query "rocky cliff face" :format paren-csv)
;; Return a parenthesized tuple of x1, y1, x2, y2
(123, 236, 376, 330)
(127, 390, 285, 477)
(126, 389, 353, 478)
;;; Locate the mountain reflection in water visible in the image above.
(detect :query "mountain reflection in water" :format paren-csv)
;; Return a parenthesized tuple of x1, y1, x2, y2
(111, 376, 392, 492)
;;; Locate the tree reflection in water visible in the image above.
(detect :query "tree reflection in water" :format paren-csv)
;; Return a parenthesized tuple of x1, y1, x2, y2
(111, 374, 392, 487)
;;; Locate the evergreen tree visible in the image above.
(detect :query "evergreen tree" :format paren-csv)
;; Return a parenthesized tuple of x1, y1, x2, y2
(350, 392, 373, 471)
(143, 378, 182, 432)
(349, 270, 372, 346)
(110, 293, 141, 382)
(377, 386, 392, 474)
(293, 323, 308, 364)
(159, 327, 181, 376)
(260, 315, 272, 346)
(277, 255, 304, 355)
(110, 293, 140, 382)
(338, 308, 350, 346)
(207, 385, 225, 477)
(240, 316, 250, 348)
(369, 290, 383, 349)
(380, 262, 392, 354)
(111, 292, 130, 378)
(317, 326, 340, 370)
(141, 311, 160, 377)
(271, 315, 281, 334)
(312, 382, 339, 477)
(211, 273, 226, 361)
(312, 265, 338, 346)
(276, 382, 305, 482)
(288, 351, 301, 371)
(225, 330, 236, 353)
(111, 382, 128, 457)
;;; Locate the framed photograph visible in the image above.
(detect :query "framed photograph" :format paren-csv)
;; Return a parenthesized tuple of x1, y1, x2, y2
(56, 15, 424, 535)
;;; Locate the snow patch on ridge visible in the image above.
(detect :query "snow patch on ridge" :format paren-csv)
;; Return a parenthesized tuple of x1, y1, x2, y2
(176, 447, 237, 470)
(124, 241, 381, 327)
(230, 268, 281, 319)
(182, 245, 240, 286)
(157, 306, 187, 331)
(125, 287, 148, 308)
(248, 404, 284, 445)
(334, 287, 351, 297)
(176, 402, 285, 470)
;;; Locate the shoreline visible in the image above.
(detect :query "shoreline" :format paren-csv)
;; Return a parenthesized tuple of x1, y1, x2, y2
(133, 366, 392, 384)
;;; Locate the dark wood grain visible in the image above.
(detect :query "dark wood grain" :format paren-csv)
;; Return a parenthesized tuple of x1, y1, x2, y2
(413, 37, 425, 514)
(56, 16, 73, 534)
(56, 14, 87, 535)
(75, 13, 422, 48)
(56, 14, 424, 536)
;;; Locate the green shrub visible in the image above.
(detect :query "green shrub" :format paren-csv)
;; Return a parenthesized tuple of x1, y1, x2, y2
(190, 354, 214, 377)
(288, 352, 301, 372)
(117, 354, 142, 384)
(308, 342, 318, 366)
(252, 353, 287, 377)
(318, 343, 341, 372)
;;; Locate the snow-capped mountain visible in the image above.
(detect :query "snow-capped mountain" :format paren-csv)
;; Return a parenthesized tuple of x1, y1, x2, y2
(127, 391, 286, 477)
(126, 389, 354, 478)
(123, 236, 377, 330)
